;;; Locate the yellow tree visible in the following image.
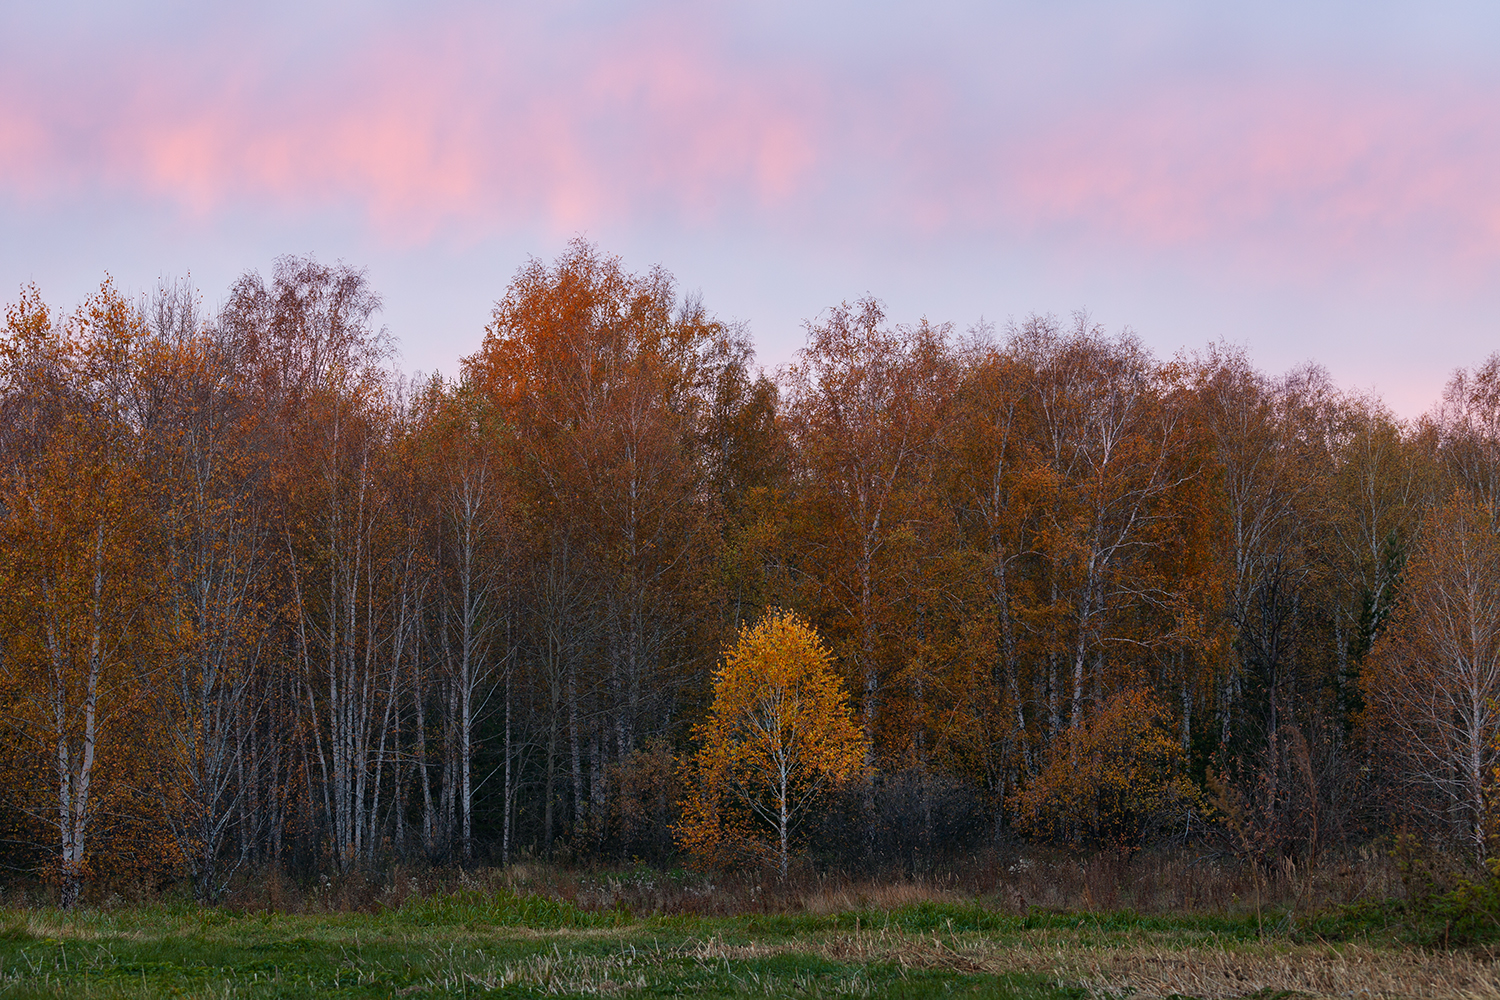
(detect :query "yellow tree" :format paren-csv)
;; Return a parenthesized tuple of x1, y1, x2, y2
(678, 610, 868, 877)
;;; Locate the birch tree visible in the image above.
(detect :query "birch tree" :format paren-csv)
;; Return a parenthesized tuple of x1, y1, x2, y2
(678, 610, 868, 878)
(784, 300, 950, 757)
(0, 282, 153, 907)
(140, 283, 271, 900)
(1364, 495, 1500, 857)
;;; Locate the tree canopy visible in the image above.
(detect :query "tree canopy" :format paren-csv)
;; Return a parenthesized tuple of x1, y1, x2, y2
(1, 243, 1497, 900)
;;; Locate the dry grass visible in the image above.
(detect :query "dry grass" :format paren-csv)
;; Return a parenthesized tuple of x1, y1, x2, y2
(27, 842, 1481, 998)
(1048, 943, 1500, 1000)
(205, 843, 1418, 922)
(803, 880, 969, 915)
(673, 928, 1500, 999)
(3, 832, 1423, 926)
(6, 890, 1499, 999)
(968, 844, 1409, 917)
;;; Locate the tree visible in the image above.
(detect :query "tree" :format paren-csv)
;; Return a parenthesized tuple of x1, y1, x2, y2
(784, 300, 952, 759)
(1436, 353, 1500, 523)
(1009, 316, 1201, 738)
(139, 278, 271, 900)
(223, 255, 401, 872)
(0, 281, 157, 906)
(1326, 398, 1425, 677)
(466, 239, 726, 851)
(1363, 495, 1500, 858)
(944, 340, 1052, 810)
(1011, 688, 1197, 846)
(704, 332, 791, 633)
(1189, 351, 1329, 858)
(677, 610, 868, 877)
(421, 381, 512, 862)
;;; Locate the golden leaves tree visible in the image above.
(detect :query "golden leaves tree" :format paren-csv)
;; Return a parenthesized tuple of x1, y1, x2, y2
(678, 611, 869, 877)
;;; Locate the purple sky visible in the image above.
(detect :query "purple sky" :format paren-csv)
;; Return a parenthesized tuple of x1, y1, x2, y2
(5, 2, 1500, 416)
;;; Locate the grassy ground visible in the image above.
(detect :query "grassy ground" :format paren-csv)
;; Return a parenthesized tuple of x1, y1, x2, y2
(1, 891, 1499, 999)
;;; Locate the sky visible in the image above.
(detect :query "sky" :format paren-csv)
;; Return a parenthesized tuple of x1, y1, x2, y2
(4, 2, 1500, 417)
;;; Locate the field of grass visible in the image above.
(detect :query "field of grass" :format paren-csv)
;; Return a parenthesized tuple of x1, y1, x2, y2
(2, 886, 1500, 1000)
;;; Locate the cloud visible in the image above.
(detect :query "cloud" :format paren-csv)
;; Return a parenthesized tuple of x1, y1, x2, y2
(983, 77, 1500, 282)
(0, 7, 825, 241)
(4, 2, 1500, 293)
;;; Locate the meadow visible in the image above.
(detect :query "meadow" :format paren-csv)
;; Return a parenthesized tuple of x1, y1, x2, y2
(2, 855, 1499, 999)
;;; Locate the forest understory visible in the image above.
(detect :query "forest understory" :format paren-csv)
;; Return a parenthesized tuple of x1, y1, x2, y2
(0, 845, 1421, 920)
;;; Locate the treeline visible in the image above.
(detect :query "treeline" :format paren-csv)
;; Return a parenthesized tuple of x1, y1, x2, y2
(1, 239, 1497, 903)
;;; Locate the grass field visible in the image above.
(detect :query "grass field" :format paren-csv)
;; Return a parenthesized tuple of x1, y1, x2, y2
(2, 888, 1499, 1000)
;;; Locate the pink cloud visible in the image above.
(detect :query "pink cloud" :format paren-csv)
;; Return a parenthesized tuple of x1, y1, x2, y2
(988, 78, 1500, 283)
(4, 5, 1500, 297)
(0, 9, 825, 243)
(0, 109, 49, 194)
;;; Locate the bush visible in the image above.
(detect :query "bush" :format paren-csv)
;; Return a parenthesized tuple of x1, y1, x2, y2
(1011, 689, 1200, 847)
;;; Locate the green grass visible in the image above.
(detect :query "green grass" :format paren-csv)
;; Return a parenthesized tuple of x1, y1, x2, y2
(0, 892, 1452, 999)
(737, 901, 1280, 940)
(0, 895, 1140, 999)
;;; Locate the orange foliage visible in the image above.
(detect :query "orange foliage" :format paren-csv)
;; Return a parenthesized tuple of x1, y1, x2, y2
(1012, 689, 1199, 846)
(2, 246, 1488, 885)
(678, 611, 869, 876)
